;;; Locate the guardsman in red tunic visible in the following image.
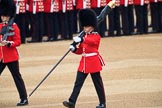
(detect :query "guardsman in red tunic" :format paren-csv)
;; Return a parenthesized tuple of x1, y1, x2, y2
(27, 0, 44, 42)
(44, 0, 60, 41)
(63, 0, 118, 105)
(120, 0, 135, 35)
(108, 0, 121, 36)
(0, 0, 28, 106)
(134, 0, 149, 34)
(14, 0, 27, 43)
(150, 0, 162, 33)
(59, 0, 74, 40)
(63, 8, 106, 108)
(63, 2, 115, 107)
(91, 0, 109, 37)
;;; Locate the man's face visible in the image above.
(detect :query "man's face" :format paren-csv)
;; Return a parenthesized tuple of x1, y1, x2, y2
(1, 16, 10, 22)
(83, 26, 94, 33)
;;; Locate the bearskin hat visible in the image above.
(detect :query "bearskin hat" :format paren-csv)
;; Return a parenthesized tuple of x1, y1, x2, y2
(79, 8, 97, 29)
(0, 0, 16, 17)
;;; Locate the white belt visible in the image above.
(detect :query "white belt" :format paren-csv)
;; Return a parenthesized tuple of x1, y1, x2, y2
(82, 53, 97, 57)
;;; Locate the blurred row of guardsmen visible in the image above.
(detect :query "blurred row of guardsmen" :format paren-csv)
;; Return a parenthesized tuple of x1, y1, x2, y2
(12, 0, 162, 43)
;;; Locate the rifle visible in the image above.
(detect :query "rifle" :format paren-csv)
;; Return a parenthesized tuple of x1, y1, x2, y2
(0, 17, 15, 41)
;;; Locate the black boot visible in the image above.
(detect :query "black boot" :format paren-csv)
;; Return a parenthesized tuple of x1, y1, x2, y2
(63, 101, 75, 108)
(17, 99, 28, 106)
(96, 104, 106, 108)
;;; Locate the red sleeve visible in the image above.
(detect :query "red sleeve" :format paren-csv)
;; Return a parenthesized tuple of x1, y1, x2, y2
(84, 34, 100, 46)
(9, 24, 21, 47)
(74, 44, 83, 55)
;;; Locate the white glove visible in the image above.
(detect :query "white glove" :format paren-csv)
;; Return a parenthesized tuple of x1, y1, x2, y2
(0, 40, 10, 46)
(73, 36, 83, 43)
(69, 45, 76, 52)
(107, 0, 116, 8)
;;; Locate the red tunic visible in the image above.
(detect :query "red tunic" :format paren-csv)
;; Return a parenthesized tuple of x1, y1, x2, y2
(28, 0, 44, 14)
(74, 32, 105, 73)
(76, 0, 91, 9)
(59, 0, 74, 12)
(0, 23, 21, 63)
(120, 0, 134, 6)
(44, 0, 59, 13)
(14, 0, 27, 14)
(134, 0, 149, 5)
(149, 0, 162, 2)
(91, 0, 109, 8)
(115, 0, 121, 6)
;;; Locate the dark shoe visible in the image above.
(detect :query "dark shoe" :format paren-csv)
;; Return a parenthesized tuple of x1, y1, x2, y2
(116, 31, 121, 36)
(122, 33, 130, 36)
(136, 31, 143, 35)
(47, 37, 57, 41)
(130, 32, 136, 35)
(63, 101, 75, 108)
(27, 40, 38, 43)
(96, 104, 106, 108)
(17, 99, 28, 106)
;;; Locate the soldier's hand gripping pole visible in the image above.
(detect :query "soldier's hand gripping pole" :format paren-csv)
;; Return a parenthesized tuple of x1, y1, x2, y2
(28, 32, 84, 98)
(28, 1, 115, 98)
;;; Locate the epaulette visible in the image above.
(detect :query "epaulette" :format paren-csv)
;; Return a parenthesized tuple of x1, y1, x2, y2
(86, 31, 98, 35)
(91, 32, 98, 35)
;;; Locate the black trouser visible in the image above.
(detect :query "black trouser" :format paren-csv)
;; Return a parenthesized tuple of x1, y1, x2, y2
(0, 61, 27, 100)
(160, 2, 162, 32)
(15, 13, 26, 43)
(29, 12, 44, 42)
(73, 6, 79, 34)
(69, 71, 106, 105)
(44, 13, 59, 40)
(60, 11, 74, 40)
(150, 2, 162, 32)
(108, 6, 121, 36)
(120, 5, 135, 35)
(134, 4, 148, 34)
